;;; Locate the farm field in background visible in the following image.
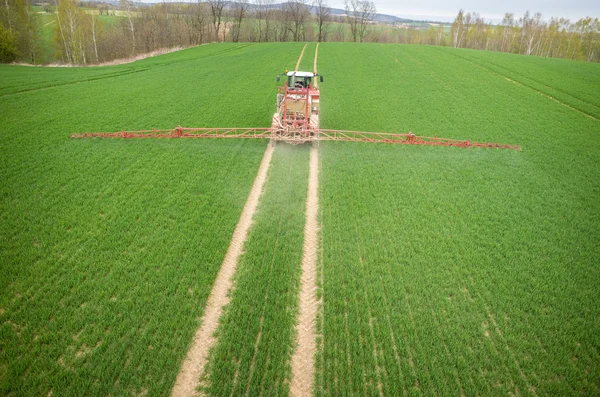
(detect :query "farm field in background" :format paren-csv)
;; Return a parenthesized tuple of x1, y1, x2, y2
(0, 42, 599, 396)
(316, 43, 600, 395)
(0, 43, 302, 396)
(435, 47, 600, 119)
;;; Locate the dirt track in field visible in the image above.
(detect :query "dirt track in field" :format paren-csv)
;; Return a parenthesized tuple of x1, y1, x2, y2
(290, 144, 320, 397)
(170, 144, 274, 397)
(171, 44, 311, 397)
(290, 43, 320, 397)
(296, 43, 309, 70)
(314, 43, 320, 81)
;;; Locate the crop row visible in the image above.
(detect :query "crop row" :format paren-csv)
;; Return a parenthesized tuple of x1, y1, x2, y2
(315, 43, 599, 396)
(436, 47, 600, 119)
(204, 143, 309, 396)
(0, 43, 304, 396)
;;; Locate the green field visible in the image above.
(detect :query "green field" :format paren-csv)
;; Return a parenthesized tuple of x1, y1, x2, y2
(1, 42, 599, 396)
(205, 144, 309, 396)
(0, 43, 302, 396)
(316, 43, 600, 396)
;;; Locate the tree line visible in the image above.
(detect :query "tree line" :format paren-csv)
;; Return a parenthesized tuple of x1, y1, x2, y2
(450, 10, 600, 62)
(1, 0, 599, 65)
(0, 0, 377, 64)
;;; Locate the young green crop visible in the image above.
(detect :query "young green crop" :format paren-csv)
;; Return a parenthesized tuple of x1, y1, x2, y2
(0, 42, 305, 396)
(316, 43, 600, 396)
(2, 41, 599, 396)
(203, 143, 309, 396)
(297, 42, 317, 71)
(435, 46, 600, 120)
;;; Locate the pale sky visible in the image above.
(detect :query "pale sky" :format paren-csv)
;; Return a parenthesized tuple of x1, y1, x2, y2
(327, 0, 600, 23)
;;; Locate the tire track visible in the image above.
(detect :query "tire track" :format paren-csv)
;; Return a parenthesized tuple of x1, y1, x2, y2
(437, 48, 600, 122)
(170, 143, 274, 397)
(0, 68, 150, 97)
(171, 43, 312, 397)
(290, 43, 320, 397)
(295, 43, 309, 70)
(314, 43, 320, 84)
(290, 144, 319, 397)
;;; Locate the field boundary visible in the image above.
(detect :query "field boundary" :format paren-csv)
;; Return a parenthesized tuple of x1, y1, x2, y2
(170, 143, 274, 397)
(11, 45, 192, 68)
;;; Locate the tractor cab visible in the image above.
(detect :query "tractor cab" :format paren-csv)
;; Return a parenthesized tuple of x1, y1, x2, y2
(277, 71, 323, 90)
(287, 71, 314, 89)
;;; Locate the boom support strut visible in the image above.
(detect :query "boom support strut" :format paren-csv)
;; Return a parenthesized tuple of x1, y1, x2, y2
(71, 126, 521, 150)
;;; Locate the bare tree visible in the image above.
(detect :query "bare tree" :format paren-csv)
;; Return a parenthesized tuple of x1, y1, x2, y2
(208, 0, 226, 42)
(500, 13, 514, 52)
(314, 0, 331, 42)
(191, 0, 208, 44)
(357, 0, 375, 41)
(263, 0, 275, 42)
(254, 0, 275, 42)
(450, 9, 464, 48)
(120, 0, 136, 54)
(231, 0, 248, 42)
(287, 0, 310, 41)
(89, 13, 99, 62)
(343, 0, 375, 42)
(519, 11, 543, 55)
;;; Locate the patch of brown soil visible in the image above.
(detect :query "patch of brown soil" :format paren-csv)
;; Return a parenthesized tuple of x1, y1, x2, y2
(170, 144, 275, 397)
(290, 144, 319, 397)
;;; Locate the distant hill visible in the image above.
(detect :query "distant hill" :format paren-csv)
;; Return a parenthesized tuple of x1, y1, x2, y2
(306, 4, 413, 23)
(92, 0, 420, 23)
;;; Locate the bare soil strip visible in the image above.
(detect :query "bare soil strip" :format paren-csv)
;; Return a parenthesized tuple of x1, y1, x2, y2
(290, 144, 320, 397)
(314, 43, 320, 79)
(295, 43, 309, 70)
(171, 43, 308, 397)
(170, 144, 275, 397)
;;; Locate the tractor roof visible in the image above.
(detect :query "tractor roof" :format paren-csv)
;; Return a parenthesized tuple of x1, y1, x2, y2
(286, 71, 315, 77)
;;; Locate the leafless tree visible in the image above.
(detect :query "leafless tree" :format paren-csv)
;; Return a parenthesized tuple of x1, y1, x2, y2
(254, 0, 275, 42)
(343, 0, 375, 42)
(314, 0, 331, 42)
(519, 11, 543, 55)
(450, 9, 464, 47)
(191, 0, 208, 44)
(120, 0, 136, 54)
(8, 0, 600, 65)
(500, 13, 515, 52)
(286, 0, 310, 41)
(231, 0, 249, 42)
(208, 0, 226, 41)
(89, 13, 99, 62)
